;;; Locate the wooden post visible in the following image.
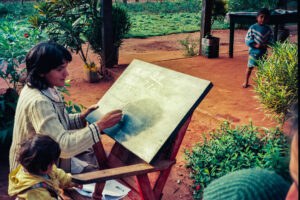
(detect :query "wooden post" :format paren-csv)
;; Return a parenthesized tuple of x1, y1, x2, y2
(229, 18, 234, 58)
(199, 0, 214, 55)
(100, 0, 114, 69)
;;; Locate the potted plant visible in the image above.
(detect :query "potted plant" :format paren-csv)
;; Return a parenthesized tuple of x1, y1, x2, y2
(83, 61, 102, 83)
(201, 33, 220, 58)
(86, 4, 131, 73)
(111, 5, 131, 66)
(201, 0, 225, 58)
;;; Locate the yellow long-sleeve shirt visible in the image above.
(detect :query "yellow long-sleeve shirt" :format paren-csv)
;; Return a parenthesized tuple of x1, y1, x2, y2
(8, 165, 75, 200)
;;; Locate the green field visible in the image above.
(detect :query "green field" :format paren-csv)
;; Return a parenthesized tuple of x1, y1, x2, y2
(0, 1, 229, 39)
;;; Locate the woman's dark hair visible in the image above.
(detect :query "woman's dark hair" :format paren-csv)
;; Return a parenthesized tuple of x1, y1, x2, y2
(18, 134, 61, 174)
(26, 41, 72, 90)
(257, 8, 270, 16)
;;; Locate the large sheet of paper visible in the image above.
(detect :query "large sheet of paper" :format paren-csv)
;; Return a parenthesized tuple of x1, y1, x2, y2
(86, 59, 213, 163)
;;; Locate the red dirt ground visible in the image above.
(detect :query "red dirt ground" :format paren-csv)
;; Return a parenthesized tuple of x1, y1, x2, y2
(0, 26, 297, 199)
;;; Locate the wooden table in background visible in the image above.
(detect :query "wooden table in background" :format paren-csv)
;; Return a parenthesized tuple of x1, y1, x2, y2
(227, 11, 298, 58)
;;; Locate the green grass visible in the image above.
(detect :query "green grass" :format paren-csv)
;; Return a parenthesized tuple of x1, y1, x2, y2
(127, 12, 201, 38)
(1, 1, 229, 39)
(127, 12, 229, 38)
(116, 0, 201, 14)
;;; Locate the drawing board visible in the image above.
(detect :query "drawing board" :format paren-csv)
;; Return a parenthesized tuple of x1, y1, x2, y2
(86, 59, 213, 163)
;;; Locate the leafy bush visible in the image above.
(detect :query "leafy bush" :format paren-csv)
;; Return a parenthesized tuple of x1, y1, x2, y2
(111, 5, 131, 48)
(179, 36, 199, 57)
(29, 0, 94, 65)
(86, 4, 131, 69)
(0, 2, 36, 18)
(58, 80, 86, 114)
(0, 3, 9, 16)
(253, 41, 298, 124)
(212, 0, 227, 22)
(228, 0, 280, 12)
(184, 121, 290, 199)
(0, 19, 46, 91)
(0, 88, 18, 159)
(0, 16, 83, 152)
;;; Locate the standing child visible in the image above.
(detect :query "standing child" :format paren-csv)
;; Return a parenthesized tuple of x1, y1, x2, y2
(8, 134, 82, 199)
(243, 8, 273, 88)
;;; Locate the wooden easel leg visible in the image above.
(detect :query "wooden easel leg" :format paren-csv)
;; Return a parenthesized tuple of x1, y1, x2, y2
(92, 140, 109, 199)
(92, 182, 105, 200)
(154, 115, 192, 199)
(93, 141, 108, 169)
(153, 168, 172, 199)
(136, 174, 156, 200)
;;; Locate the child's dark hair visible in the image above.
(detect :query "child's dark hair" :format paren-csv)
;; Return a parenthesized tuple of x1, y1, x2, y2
(257, 8, 270, 16)
(26, 41, 72, 90)
(18, 134, 61, 174)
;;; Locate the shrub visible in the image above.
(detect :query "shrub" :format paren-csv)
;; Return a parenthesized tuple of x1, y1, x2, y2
(0, 19, 46, 91)
(0, 18, 46, 158)
(86, 4, 131, 68)
(111, 5, 131, 49)
(58, 80, 86, 114)
(179, 36, 199, 57)
(0, 3, 9, 16)
(184, 121, 290, 199)
(0, 88, 18, 160)
(0, 17, 83, 153)
(29, 0, 93, 65)
(227, 0, 280, 12)
(0, 2, 36, 18)
(253, 41, 298, 124)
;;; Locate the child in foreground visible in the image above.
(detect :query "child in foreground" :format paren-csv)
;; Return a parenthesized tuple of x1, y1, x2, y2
(243, 8, 273, 88)
(8, 134, 82, 199)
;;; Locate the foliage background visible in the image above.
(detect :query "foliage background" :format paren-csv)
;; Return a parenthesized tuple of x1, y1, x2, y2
(185, 121, 291, 199)
(253, 41, 298, 124)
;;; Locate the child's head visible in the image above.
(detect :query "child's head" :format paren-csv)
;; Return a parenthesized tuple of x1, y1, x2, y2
(26, 41, 72, 90)
(256, 8, 270, 26)
(18, 134, 61, 174)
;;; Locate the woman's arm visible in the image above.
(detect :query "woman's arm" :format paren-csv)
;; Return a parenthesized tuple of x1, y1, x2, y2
(30, 99, 101, 158)
(30, 99, 122, 158)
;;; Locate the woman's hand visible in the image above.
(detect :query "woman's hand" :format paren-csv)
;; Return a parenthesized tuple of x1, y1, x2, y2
(80, 105, 99, 124)
(96, 110, 123, 132)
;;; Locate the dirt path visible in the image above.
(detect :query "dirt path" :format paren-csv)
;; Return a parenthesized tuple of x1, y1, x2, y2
(0, 26, 297, 199)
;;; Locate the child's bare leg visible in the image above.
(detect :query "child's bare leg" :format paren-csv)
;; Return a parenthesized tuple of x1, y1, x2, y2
(242, 67, 253, 88)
